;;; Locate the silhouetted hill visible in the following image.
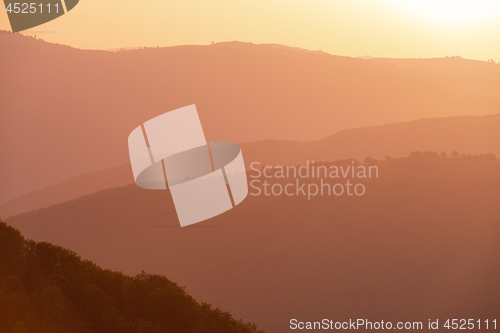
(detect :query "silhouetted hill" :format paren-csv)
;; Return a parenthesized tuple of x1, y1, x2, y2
(6, 154, 500, 332)
(240, 114, 500, 167)
(2, 31, 500, 204)
(0, 221, 265, 333)
(2, 114, 499, 218)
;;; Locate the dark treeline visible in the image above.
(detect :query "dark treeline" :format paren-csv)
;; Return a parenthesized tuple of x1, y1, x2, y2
(0, 222, 265, 333)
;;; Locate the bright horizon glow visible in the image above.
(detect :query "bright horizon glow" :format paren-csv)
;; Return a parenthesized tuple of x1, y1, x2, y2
(1, 0, 500, 61)
(391, 0, 500, 26)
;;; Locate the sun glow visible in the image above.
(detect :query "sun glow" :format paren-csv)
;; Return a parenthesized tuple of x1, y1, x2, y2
(390, 0, 500, 26)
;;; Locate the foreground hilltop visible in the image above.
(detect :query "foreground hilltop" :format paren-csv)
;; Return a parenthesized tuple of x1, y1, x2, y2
(0, 221, 265, 333)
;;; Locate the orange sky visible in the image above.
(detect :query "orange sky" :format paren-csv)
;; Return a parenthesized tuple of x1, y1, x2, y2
(1, 0, 500, 61)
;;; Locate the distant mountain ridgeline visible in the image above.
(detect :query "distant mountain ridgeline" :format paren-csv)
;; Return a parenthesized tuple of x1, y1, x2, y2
(0, 221, 265, 333)
(2, 30, 500, 205)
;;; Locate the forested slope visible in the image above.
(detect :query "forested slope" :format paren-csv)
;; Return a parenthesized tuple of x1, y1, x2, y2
(0, 221, 265, 333)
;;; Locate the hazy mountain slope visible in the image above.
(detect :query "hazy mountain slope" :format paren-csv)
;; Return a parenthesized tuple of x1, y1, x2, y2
(6, 155, 500, 332)
(2, 30, 500, 204)
(2, 114, 499, 218)
(241, 114, 500, 167)
(0, 164, 133, 218)
(368, 56, 500, 97)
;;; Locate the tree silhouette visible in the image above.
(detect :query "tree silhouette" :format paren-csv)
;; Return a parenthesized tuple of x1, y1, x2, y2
(0, 221, 263, 333)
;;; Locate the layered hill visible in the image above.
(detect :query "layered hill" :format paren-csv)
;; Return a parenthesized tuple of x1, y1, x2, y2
(6, 155, 500, 332)
(2, 30, 500, 204)
(1, 114, 499, 218)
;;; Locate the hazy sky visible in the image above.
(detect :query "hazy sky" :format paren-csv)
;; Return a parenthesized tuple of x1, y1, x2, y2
(2, 0, 500, 61)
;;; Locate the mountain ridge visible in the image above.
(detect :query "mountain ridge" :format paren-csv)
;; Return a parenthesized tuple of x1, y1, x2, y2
(2, 31, 499, 205)
(1, 113, 499, 218)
